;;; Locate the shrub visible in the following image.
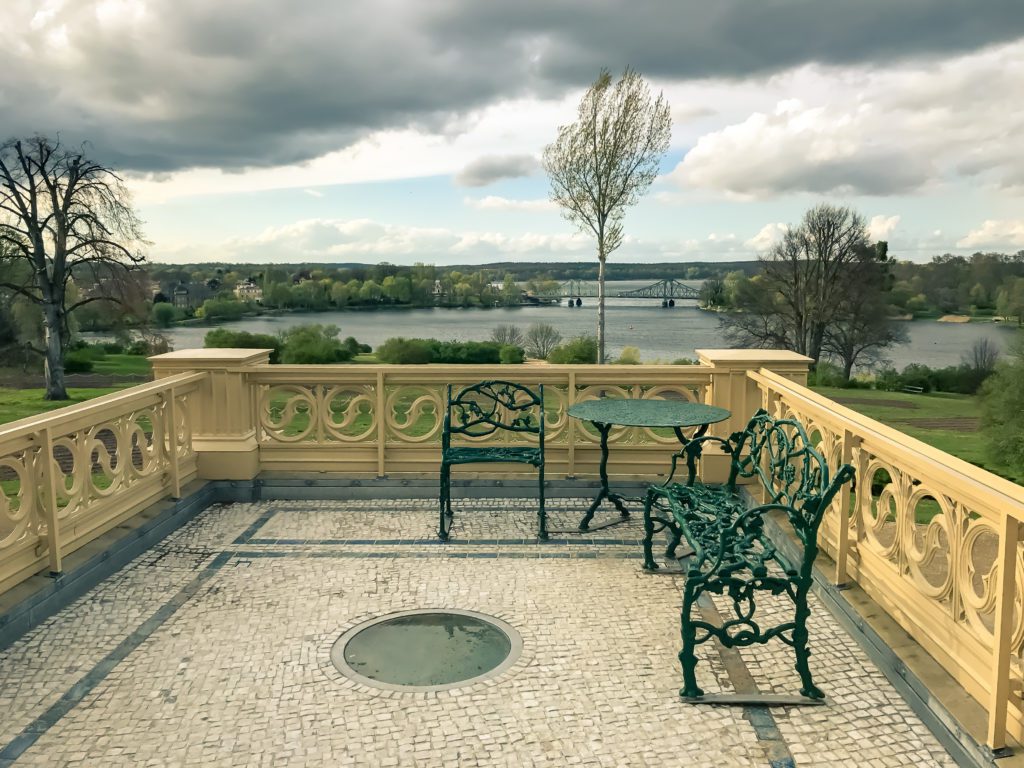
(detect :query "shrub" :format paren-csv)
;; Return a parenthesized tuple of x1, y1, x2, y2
(672, 357, 696, 365)
(980, 336, 1024, 475)
(499, 345, 525, 364)
(376, 337, 435, 364)
(150, 302, 178, 328)
(612, 346, 641, 365)
(279, 324, 353, 364)
(433, 340, 503, 364)
(204, 328, 283, 363)
(491, 324, 524, 347)
(197, 297, 247, 321)
(102, 341, 125, 354)
(809, 362, 845, 388)
(376, 338, 508, 364)
(547, 335, 598, 364)
(127, 339, 154, 356)
(64, 349, 95, 373)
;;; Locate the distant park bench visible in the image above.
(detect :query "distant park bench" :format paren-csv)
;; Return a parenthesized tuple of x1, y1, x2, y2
(899, 385, 924, 394)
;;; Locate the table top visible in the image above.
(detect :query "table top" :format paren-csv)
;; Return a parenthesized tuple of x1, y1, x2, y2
(567, 399, 731, 428)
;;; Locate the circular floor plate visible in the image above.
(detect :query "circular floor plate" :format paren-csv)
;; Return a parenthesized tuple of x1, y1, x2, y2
(331, 609, 523, 692)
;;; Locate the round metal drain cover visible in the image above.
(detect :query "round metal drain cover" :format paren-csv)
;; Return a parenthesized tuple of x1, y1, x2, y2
(331, 609, 522, 691)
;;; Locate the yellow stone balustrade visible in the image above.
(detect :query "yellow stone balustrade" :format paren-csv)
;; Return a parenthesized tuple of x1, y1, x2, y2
(4, 347, 1024, 750)
(750, 367, 1024, 751)
(0, 372, 203, 594)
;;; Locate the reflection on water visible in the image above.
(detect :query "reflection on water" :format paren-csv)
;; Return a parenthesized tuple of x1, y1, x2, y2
(342, 613, 513, 686)
(141, 280, 1019, 368)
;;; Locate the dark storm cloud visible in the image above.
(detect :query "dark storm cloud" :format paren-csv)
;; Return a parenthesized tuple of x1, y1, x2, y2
(3, 0, 1022, 173)
(455, 155, 539, 187)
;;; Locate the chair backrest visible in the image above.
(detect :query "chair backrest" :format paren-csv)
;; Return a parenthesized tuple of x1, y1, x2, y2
(445, 381, 544, 441)
(729, 408, 854, 541)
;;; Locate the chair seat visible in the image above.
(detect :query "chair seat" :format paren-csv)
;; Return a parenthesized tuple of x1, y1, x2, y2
(442, 446, 543, 466)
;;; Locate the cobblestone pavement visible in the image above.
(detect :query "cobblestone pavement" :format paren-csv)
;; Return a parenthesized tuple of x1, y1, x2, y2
(0, 499, 956, 767)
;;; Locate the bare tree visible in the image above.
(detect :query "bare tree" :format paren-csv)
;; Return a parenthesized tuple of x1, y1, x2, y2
(0, 136, 146, 399)
(543, 68, 671, 363)
(964, 337, 1000, 377)
(524, 322, 562, 359)
(490, 323, 524, 347)
(823, 242, 906, 380)
(722, 204, 894, 371)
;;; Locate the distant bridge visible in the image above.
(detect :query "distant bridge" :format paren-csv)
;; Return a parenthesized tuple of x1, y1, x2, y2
(535, 278, 701, 306)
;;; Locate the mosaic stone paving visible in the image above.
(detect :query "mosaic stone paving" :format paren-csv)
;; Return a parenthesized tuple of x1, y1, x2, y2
(0, 499, 956, 767)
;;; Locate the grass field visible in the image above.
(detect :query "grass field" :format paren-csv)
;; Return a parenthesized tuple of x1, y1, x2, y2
(0, 387, 129, 426)
(90, 354, 152, 376)
(811, 386, 1019, 483)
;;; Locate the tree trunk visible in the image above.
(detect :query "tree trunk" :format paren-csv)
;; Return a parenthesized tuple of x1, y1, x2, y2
(42, 302, 68, 400)
(843, 357, 854, 382)
(597, 255, 606, 364)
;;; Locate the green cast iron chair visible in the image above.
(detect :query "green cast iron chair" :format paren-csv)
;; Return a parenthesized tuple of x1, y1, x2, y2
(439, 381, 546, 540)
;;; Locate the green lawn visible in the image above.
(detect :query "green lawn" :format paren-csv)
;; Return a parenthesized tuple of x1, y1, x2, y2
(90, 353, 152, 377)
(811, 386, 1019, 483)
(0, 387, 130, 426)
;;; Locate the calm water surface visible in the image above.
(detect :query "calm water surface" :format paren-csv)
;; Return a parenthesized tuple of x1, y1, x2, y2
(157, 280, 1019, 369)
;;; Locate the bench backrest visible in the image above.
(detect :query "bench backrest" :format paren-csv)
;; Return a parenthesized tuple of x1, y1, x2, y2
(729, 408, 854, 543)
(444, 381, 544, 444)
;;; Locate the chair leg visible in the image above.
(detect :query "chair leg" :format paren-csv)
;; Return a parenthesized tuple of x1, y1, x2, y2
(679, 580, 704, 698)
(537, 463, 548, 540)
(438, 463, 452, 540)
(792, 584, 824, 699)
(642, 490, 659, 571)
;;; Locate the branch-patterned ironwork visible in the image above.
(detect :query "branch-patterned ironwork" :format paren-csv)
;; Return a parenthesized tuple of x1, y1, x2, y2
(440, 381, 546, 540)
(642, 408, 855, 700)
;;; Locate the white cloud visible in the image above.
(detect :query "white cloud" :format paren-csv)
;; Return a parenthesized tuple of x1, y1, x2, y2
(670, 41, 1024, 198)
(867, 214, 901, 241)
(957, 219, 1024, 250)
(745, 223, 788, 251)
(303, 189, 325, 198)
(463, 196, 555, 212)
(154, 216, 761, 264)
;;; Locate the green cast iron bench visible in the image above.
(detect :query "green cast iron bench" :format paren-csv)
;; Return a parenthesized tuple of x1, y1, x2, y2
(641, 408, 855, 702)
(439, 381, 546, 540)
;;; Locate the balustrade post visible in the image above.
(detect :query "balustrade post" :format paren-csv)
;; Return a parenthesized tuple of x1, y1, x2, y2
(149, 349, 270, 480)
(695, 350, 813, 484)
(376, 370, 387, 477)
(162, 387, 181, 499)
(986, 514, 1020, 752)
(37, 427, 62, 575)
(834, 431, 860, 587)
(567, 371, 577, 478)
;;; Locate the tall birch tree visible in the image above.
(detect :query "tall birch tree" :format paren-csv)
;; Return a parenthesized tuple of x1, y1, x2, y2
(543, 68, 671, 363)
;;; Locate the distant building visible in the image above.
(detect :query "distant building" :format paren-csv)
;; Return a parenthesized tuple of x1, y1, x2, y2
(234, 279, 263, 303)
(168, 281, 213, 310)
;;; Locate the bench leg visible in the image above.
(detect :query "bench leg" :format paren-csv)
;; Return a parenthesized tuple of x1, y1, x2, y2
(793, 584, 824, 699)
(438, 463, 453, 540)
(642, 490, 659, 571)
(679, 580, 704, 698)
(537, 464, 548, 540)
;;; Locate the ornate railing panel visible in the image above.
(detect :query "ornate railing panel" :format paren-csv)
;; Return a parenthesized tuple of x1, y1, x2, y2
(749, 368, 1024, 749)
(0, 373, 203, 594)
(249, 365, 712, 478)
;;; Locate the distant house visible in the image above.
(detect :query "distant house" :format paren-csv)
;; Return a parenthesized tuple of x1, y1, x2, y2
(168, 281, 213, 311)
(234, 279, 263, 303)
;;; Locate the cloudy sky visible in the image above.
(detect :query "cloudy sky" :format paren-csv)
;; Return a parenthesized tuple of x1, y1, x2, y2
(4, 0, 1024, 265)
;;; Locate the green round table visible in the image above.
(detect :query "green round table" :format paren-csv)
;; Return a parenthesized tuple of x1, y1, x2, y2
(567, 399, 730, 531)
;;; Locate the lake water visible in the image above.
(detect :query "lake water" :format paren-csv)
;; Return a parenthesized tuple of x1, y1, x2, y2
(153, 280, 1019, 369)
